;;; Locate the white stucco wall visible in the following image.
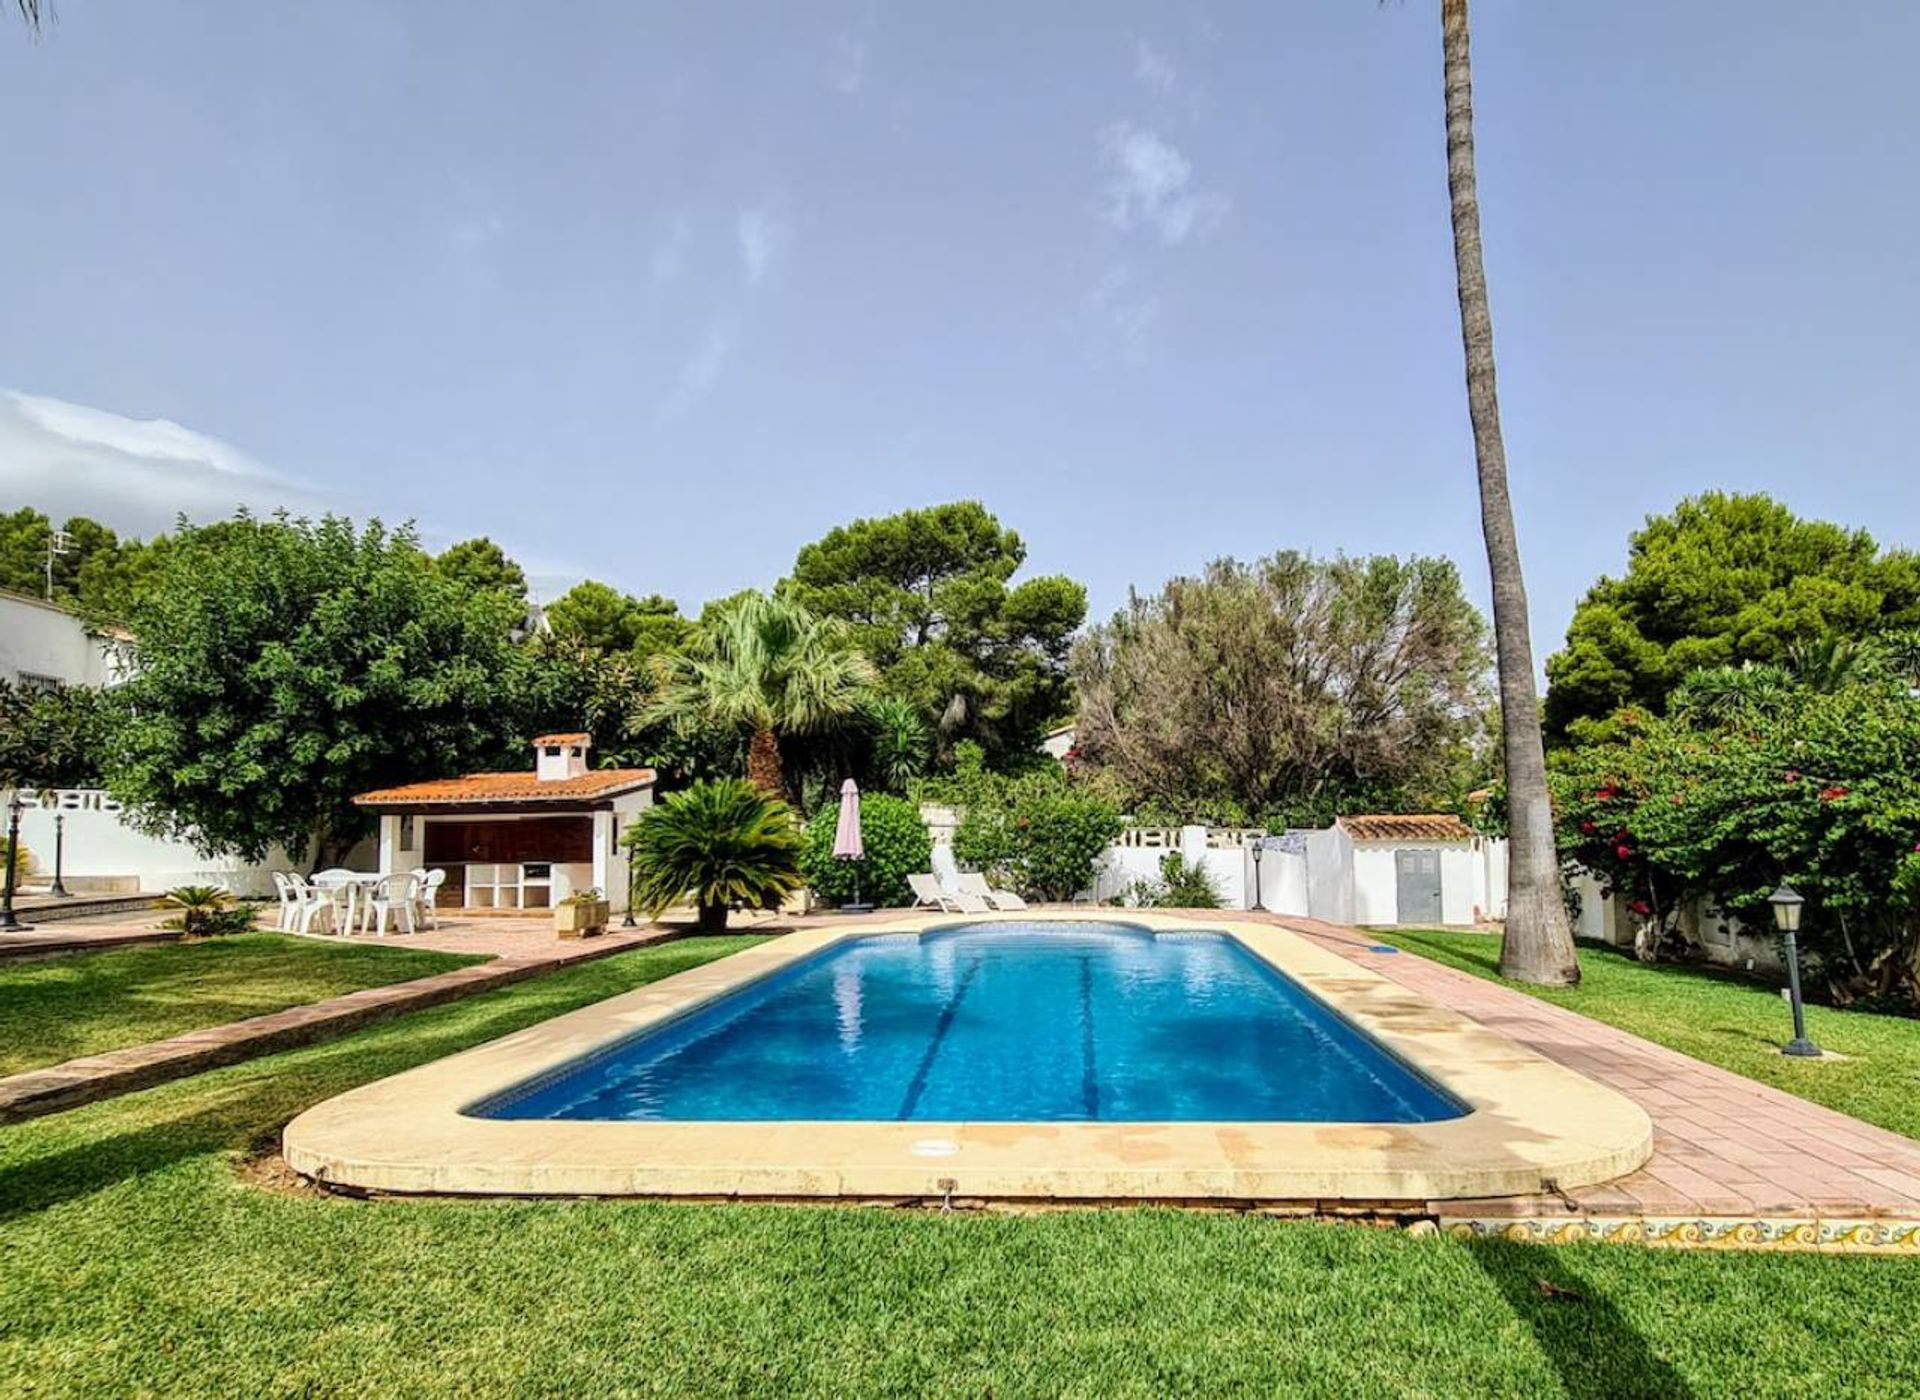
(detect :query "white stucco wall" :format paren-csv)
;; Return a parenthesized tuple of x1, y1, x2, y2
(0, 592, 130, 689)
(1350, 839, 1490, 926)
(8, 789, 304, 895)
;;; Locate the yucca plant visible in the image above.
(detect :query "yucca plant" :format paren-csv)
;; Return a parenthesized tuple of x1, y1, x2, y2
(623, 779, 803, 931)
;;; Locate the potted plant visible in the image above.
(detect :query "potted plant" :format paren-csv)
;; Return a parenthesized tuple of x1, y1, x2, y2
(554, 886, 611, 939)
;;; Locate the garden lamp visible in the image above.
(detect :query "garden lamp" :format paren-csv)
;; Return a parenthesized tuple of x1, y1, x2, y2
(1248, 838, 1265, 912)
(49, 812, 72, 898)
(0, 793, 32, 932)
(1767, 883, 1822, 1059)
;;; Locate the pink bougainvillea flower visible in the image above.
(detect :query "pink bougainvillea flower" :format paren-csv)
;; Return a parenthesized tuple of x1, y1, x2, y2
(1819, 786, 1848, 803)
(1629, 899, 1651, 917)
(1595, 786, 1618, 801)
(1615, 843, 1633, 861)
(1784, 770, 1801, 784)
(1580, 820, 1597, 835)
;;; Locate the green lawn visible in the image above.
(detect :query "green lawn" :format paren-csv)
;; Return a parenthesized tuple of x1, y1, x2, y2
(0, 932, 487, 1077)
(1390, 929, 1920, 1142)
(2, 934, 1918, 1396)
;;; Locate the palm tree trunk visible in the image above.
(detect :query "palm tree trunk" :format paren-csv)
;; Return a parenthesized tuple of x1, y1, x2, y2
(746, 724, 784, 798)
(1441, 0, 1578, 986)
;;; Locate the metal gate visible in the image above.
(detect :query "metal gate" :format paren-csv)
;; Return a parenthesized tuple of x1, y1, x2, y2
(1394, 849, 1443, 925)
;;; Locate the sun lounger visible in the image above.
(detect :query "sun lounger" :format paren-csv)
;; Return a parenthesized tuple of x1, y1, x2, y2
(951, 871, 1028, 911)
(908, 872, 989, 914)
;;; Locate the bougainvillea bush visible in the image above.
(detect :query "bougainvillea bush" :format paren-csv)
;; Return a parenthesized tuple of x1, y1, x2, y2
(798, 792, 931, 908)
(1550, 647, 1920, 1007)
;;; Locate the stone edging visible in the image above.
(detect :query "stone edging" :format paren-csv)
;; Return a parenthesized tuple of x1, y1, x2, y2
(0, 930, 685, 1126)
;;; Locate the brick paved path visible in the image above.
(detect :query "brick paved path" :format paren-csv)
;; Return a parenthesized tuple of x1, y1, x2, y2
(1257, 915, 1920, 1222)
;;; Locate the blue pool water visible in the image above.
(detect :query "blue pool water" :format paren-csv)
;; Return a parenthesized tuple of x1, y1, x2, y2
(476, 922, 1465, 1124)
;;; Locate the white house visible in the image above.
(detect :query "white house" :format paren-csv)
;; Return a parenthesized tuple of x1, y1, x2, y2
(354, 734, 655, 913)
(0, 587, 134, 691)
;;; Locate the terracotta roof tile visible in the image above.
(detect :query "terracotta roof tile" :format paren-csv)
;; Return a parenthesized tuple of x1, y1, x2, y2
(531, 732, 592, 747)
(354, 768, 654, 807)
(1337, 813, 1477, 843)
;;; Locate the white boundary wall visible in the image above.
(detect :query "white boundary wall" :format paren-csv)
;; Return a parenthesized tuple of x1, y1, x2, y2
(6, 788, 307, 896)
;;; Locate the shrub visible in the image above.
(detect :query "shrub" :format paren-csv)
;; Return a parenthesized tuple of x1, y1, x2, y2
(1, 838, 34, 885)
(798, 792, 931, 908)
(624, 779, 804, 931)
(157, 885, 255, 938)
(1130, 852, 1223, 909)
(956, 789, 1122, 903)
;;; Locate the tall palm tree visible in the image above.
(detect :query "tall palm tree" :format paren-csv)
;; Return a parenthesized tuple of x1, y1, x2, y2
(1441, 0, 1579, 985)
(649, 592, 876, 799)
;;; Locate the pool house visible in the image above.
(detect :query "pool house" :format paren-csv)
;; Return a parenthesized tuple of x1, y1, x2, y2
(353, 734, 655, 914)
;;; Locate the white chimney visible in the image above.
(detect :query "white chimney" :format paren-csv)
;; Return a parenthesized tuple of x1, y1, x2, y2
(533, 732, 591, 782)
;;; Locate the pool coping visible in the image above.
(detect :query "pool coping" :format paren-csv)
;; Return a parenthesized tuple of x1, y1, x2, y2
(282, 911, 1654, 1202)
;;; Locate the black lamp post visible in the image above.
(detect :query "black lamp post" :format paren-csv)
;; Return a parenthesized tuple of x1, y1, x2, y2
(48, 812, 72, 898)
(1249, 838, 1265, 912)
(0, 793, 32, 933)
(1768, 883, 1822, 1059)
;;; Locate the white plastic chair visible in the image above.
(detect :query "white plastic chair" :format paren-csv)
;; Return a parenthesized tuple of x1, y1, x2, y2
(908, 873, 988, 914)
(952, 871, 1028, 911)
(272, 871, 298, 931)
(280, 873, 335, 935)
(362, 871, 421, 936)
(311, 868, 362, 932)
(412, 868, 446, 929)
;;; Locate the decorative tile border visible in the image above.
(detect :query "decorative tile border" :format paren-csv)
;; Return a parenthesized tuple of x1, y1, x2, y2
(1442, 1215, 1920, 1254)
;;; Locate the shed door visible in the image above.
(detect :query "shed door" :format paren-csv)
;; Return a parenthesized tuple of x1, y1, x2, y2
(1394, 849, 1443, 925)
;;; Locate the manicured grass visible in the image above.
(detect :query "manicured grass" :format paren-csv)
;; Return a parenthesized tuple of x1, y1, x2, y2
(1391, 929, 1920, 1142)
(1, 934, 1917, 1395)
(0, 932, 487, 1077)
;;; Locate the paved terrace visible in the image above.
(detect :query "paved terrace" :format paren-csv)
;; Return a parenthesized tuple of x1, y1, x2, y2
(1225, 913, 1920, 1248)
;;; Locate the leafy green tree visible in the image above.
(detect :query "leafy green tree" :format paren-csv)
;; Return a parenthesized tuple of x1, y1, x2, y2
(647, 592, 876, 799)
(109, 513, 535, 867)
(547, 580, 693, 660)
(0, 506, 53, 598)
(623, 778, 804, 931)
(784, 502, 1087, 767)
(1070, 552, 1492, 825)
(1546, 493, 1920, 738)
(1551, 645, 1920, 1006)
(0, 680, 111, 788)
(797, 791, 931, 908)
(435, 537, 528, 602)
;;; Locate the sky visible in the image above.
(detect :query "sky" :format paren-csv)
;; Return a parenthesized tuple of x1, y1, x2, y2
(3, 1, 1917, 658)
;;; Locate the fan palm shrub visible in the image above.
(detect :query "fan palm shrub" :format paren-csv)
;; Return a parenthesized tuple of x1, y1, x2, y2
(647, 593, 876, 800)
(157, 884, 253, 938)
(623, 779, 804, 931)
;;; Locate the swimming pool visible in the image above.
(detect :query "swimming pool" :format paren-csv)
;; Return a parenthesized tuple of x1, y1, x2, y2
(477, 922, 1464, 1124)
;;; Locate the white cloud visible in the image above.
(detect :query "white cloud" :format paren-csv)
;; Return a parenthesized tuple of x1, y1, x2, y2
(1133, 39, 1177, 96)
(0, 390, 327, 537)
(1099, 123, 1229, 246)
(660, 320, 737, 418)
(828, 34, 869, 96)
(736, 206, 791, 285)
(650, 212, 693, 285)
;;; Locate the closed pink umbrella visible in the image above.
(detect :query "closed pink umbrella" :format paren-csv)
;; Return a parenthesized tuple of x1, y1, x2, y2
(833, 778, 872, 912)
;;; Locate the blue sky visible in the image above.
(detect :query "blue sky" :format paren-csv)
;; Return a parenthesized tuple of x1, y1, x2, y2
(3, 2, 1916, 659)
